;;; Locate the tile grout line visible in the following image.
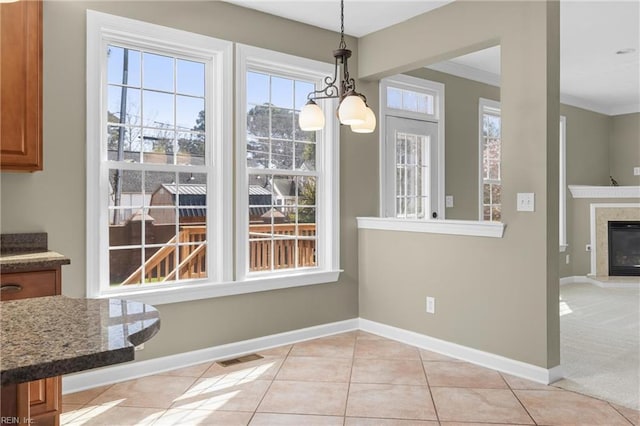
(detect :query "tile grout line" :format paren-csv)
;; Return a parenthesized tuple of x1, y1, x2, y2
(501, 373, 539, 426)
(607, 402, 636, 426)
(419, 349, 441, 424)
(342, 332, 358, 425)
(246, 343, 293, 425)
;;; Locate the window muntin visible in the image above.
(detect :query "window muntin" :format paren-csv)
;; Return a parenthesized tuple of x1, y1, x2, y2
(480, 100, 502, 222)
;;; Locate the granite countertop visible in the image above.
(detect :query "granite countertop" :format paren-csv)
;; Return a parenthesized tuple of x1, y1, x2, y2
(0, 251, 71, 273)
(0, 296, 161, 385)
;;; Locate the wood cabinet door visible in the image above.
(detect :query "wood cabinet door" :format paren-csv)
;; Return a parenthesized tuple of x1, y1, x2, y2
(0, 0, 43, 172)
(26, 377, 60, 425)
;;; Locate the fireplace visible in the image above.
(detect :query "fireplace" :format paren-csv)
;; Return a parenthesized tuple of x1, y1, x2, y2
(608, 221, 640, 276)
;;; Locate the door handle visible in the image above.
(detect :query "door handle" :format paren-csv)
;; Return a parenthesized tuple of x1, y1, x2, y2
(432, 212, 438, 219)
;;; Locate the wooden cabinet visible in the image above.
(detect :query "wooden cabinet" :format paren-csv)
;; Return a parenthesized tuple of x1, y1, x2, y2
(1, 267, 62, 426)
(0, 0, 43, 172)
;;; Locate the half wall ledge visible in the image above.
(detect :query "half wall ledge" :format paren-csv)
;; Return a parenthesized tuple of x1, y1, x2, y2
(356, 217, 505, 238)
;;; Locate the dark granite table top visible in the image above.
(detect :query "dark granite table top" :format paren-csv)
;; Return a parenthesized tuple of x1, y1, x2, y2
(0, 296, 160, 385)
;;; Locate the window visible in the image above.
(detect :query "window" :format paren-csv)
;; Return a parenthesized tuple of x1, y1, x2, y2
(236, 45, 340, 282)
(479, 98, 502, 221)
(87, 11, 232, 300)
(379, 75, 445, 219)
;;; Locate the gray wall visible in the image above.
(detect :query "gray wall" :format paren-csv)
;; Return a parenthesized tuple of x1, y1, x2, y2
(357, 1, 561, 368)
(0, 1, 377, 361)
(610, 112, 640, 186)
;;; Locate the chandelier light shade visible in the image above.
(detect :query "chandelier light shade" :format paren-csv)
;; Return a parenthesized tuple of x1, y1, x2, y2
(350, 106, 376, 133)
(298, 0, 376, 134)
(299, 100, 325, 131)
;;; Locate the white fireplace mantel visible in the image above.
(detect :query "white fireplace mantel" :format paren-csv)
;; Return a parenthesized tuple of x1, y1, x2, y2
(569, 185, 640, 199)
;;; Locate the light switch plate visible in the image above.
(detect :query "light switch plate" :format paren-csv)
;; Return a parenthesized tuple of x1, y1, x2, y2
(445, 195, 454, 208)
(517, 193, 535, 212)
(634, 167, 640, 176)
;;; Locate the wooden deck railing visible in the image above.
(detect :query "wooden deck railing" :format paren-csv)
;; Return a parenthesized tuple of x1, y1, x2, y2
(121, 223, 316, 285)
(122, 226, 207, 285)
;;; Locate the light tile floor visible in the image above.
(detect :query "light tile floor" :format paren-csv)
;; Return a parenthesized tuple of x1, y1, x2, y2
(62, 331, 640, 425)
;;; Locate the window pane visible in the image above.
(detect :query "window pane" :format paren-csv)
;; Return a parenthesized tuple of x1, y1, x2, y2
(107, 86, 140, 126)
(491, 184, 502, 205)
(176, 96, 204, 131)
(108, 125, 142, 158)
(177, 132, 205, 165)
(406, 135, 417, 165)
(295, 142, 315, 170)
(176, 59, 204, 97)
(110, 248, 142, 285)
(396, 133, 405, 164)
(247, 106, 270, 138)
(247, 72, 269, 107)
(271, 108, 294, 140)
(271, 140, 294, 170)
(143, 52, 174, 92)
(142, 128, 174, 163)
(295, 80, 314, 111)
(403, 90, 418, 112)
(297, 176, 316, 206)
(109, 169, 143, 225)
(143, 90, 174, 128)
(108, 46, 141, 87)
(271, 76, 294, 109)
(396, 167, 405, 196)
(387, 87, 402, 109)
(247, 138, 269, 168)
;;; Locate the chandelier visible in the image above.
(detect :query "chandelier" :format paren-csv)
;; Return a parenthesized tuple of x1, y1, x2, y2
(298, 0, 376, 134)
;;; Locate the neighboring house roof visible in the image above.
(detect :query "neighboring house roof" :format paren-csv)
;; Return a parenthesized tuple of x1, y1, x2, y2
(272, 178, 296, 198)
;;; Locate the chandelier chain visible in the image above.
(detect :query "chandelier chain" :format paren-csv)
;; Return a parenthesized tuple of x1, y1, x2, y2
(339, 0, 346, 49)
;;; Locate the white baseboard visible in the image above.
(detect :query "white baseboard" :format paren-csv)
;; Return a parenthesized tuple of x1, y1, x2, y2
(63, 316, 564, 394)
(62, 318, 359, 394)
(560, 276, 580, 285)
(358, 318, 563, 385)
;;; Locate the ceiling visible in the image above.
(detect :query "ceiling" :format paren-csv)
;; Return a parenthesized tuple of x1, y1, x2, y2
(224, 0, 639, 116)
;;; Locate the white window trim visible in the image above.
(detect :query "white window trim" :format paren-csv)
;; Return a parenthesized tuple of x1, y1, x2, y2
(235, 44, 341, 285)
(379, 74, 445, 219)
(478, 98, 502, 221)
(86, 11, 233, 303)
(559, 115, 567, 252)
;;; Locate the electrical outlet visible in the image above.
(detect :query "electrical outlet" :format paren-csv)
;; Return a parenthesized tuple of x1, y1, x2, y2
(426, 297, 435, 314)
(566, 254, 570, 264)
(517, 193, 535, 212)
(634, 167, 640, 176)
(445, 195, 454, 208)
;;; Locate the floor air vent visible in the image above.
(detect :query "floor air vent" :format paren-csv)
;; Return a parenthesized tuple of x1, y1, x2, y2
(216, 353, 263, 367)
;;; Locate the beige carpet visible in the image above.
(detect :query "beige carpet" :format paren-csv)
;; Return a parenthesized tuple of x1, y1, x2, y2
(556, 282, 640, 409)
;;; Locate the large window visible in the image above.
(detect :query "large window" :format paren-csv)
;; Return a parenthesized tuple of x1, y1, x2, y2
(88, 15, 340, 303)
(236, 45, 339, 282)
(379, 75, 444, 219)
(479, 98, 502, 221)
(87, 11, 232, 301)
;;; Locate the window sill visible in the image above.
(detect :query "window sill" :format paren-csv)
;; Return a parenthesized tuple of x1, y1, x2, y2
(92, 270, 342, 305)
(356, 217, 505, 238)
